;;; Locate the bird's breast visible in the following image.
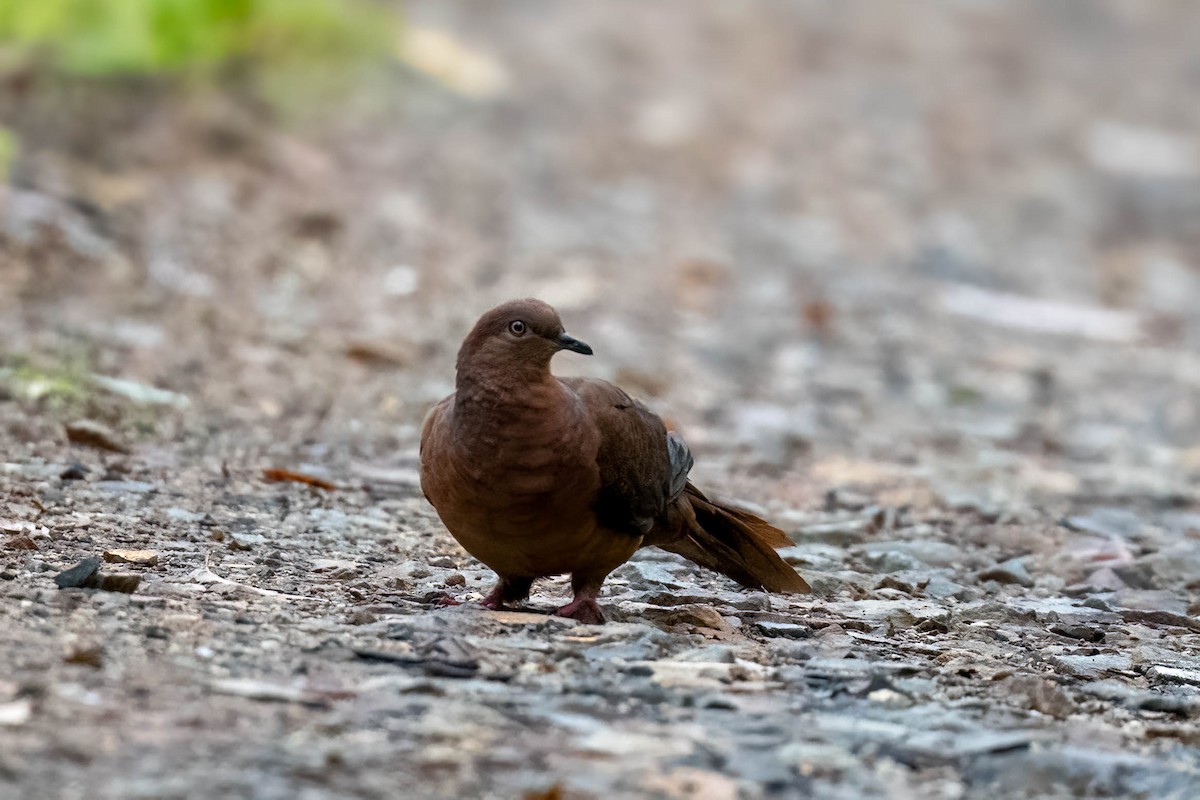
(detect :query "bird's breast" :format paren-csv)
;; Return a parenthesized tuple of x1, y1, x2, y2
(421, 380, 648, 578)
(430, 390, 600, 522)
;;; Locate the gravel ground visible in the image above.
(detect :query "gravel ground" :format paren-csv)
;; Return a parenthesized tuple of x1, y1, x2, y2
(3, 2, 1200, 798)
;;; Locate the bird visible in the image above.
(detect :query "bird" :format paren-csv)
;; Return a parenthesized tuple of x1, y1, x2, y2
(419, 298, 810, 624)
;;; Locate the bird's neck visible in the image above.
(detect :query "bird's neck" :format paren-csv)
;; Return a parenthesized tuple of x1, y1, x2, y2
(451, 367, 573, 457)
(453, 357, 560, 411)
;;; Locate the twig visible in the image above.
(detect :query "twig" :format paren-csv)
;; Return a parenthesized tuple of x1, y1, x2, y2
(196, 554, 311, 602)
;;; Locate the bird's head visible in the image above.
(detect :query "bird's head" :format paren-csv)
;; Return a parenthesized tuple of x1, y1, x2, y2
(456, 298, 592, 384)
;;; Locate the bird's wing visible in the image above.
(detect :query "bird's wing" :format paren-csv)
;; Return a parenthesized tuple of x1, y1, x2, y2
(419, 395, 453, 504)
(562, 378, 691, 536)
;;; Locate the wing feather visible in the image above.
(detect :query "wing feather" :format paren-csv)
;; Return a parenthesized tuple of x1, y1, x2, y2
(562, 378, 689, 537)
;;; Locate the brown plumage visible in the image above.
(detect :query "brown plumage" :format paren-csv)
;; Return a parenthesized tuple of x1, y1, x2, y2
(420, 298, 810, 624)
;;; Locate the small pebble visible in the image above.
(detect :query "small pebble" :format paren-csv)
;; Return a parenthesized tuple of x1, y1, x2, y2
(54, 558, 102, 589)
(60, 463, 88, 481)
(349, 609, 378, 626)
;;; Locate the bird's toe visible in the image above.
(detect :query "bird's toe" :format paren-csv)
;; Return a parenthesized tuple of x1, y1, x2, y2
(480, 593, 507, 610)
(556, 597, 607, 625)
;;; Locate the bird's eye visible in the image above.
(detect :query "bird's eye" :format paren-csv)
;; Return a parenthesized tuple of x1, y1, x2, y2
(508, 320, 526, 336)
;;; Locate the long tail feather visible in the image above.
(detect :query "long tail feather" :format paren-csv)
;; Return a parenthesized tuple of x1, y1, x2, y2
(658, 484, 810, 594)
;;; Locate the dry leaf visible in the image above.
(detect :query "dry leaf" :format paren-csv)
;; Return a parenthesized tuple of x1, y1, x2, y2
(802, 298, 835, 336)
(64, 644, 104, 668)
(262, 468, 337, 491)
(345, 341, 414, 368)
(524, 786, 564, 800)
(65, 420, 131, 453)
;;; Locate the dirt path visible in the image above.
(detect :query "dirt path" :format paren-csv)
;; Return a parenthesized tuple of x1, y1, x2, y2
(3, 2, 1200, 798)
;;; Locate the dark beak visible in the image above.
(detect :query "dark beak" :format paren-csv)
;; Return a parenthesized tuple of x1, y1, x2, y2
(556, 332, 593, 355)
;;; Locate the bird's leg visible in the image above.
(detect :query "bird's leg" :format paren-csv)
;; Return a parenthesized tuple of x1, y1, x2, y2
(481, 575, 533, 610)
(555, 573, 607, 624)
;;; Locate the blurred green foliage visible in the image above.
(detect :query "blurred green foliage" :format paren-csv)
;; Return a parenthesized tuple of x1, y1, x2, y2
(0, 0, 395, 76)
(0, 125, 15, 177)
(0, 354, 92, 412)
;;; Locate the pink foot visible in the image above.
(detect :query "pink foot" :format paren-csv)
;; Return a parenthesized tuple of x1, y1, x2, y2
(480, 577, 533, 611)
(435, 594, 462, 607)
(480, 588, 508, 611)
(555, 596, 607, 625)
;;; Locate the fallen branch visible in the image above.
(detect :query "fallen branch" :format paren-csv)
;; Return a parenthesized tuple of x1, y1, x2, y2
(192, 554, 311, 602)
